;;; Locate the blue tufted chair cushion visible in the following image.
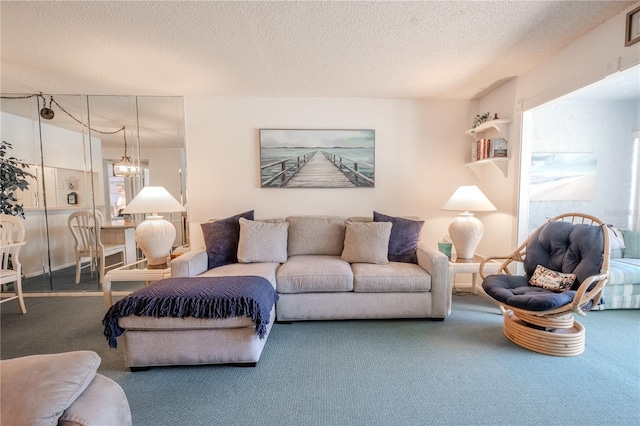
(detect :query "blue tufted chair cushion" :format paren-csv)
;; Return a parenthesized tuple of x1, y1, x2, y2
(483, 221, 604, 311)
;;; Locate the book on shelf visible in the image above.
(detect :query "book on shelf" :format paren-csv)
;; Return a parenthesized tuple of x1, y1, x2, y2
(471, 138, 508, 161)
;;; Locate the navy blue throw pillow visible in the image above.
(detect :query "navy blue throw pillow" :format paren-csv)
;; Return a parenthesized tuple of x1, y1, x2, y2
(201, 210, 254, 269)
(373, 211, 424, 264)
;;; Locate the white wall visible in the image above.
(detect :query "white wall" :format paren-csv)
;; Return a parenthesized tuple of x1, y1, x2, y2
(473, 78, 520, 257)
(184, 97, 472, 250)
(182, 1, 638, 257)
(515, 4, 640, 111)
(479, 3, 640, 247)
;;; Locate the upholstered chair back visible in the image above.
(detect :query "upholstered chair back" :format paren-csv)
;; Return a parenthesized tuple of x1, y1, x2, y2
(524, 221, 605, 290)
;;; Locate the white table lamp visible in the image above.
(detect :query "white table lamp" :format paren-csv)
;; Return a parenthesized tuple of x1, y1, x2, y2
(441, 185, 496, 259)
(121, 186, 186, 265)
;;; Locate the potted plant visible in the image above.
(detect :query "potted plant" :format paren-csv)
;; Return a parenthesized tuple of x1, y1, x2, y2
(1, 140, 35, 219)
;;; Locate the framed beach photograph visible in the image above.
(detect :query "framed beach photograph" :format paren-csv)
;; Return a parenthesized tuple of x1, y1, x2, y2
(259, 129, 375, 188)
(626, 5, 640, 46)
(529, 153, 597, 201)
(491, 138, 508, 158)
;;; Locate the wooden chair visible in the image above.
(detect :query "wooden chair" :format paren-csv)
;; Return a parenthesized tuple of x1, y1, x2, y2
(0, 214, 27, 314)
(68, 211, 126, 284)
(480, 213, 610, 356)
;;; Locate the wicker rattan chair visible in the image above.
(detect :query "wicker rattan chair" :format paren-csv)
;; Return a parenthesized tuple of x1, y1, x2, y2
(480, 213, 610, 356)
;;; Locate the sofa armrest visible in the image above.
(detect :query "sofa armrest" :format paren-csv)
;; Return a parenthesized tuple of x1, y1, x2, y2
(59, 374, 132, 426)
(417, 243, 453, 319)
(171, 249, 209, 277)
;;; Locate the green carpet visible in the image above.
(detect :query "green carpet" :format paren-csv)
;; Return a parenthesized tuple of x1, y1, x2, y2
(1, 294, 638, 426)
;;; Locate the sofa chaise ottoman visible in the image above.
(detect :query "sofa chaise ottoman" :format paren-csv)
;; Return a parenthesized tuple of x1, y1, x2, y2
(103, 262, 279, 370)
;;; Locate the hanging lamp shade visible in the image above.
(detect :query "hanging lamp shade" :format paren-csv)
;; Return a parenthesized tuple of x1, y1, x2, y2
(112, 126, 140, 177)
(112, 155, 140, 177)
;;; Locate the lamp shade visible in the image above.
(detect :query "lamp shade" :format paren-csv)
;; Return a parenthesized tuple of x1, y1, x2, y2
(442, 186, 496, 259)
(121, 186, 185, 266)
(441, 185, 497, 212)
(121, 186, 185, 215)
(112, 156, 140, 177)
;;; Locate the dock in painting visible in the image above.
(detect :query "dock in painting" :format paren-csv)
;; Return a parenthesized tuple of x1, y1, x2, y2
(260, 129, 375, 188)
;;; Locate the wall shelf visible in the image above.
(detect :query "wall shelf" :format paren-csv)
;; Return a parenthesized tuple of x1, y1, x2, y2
(466, 119, 511, 141)
(465, 118, 510, 179)
(465, 157, 508, 179)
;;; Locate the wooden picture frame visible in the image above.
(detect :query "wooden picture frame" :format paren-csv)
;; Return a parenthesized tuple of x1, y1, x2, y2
(626, 5, 640, 46)
(259, 129, 375, 188)
(67, 192, 78, 205)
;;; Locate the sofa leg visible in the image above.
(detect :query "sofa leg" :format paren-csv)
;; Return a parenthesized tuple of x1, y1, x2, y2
(129, 366, 150, 372)
(228, 362, 257, 368)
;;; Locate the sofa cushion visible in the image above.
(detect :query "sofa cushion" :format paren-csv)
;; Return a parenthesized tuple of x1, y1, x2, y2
(611, 248, 624, 259)
(59, 374, 132, 426)
(0, 351, 100, 426)
(277, 255, 353, 293)
(341, 221, 391, 264)
(621, 229, 640, 258)
(608, 226, 626, 259)
(286, 216, 345, 256)
(198, 262, 279, 289)
(201, 210, 254, 269)
(608, 226, 626, 249)
(607, 258, 640, 286)
(373, 211, 424, 264)
(352, 262, 431, 292)
(237, 218, 288, 263)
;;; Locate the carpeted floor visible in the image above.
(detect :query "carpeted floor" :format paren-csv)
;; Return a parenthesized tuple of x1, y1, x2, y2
(1, 294, 639, 426)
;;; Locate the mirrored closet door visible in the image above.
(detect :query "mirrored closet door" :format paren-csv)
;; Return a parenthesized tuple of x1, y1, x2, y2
(0, 94, 186, 293)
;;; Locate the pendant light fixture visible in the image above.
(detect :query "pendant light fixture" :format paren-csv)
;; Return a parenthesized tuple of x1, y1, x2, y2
(112, 126, 140, 177)
(39, 95, 55, 120)
(2, 92, 141, 177)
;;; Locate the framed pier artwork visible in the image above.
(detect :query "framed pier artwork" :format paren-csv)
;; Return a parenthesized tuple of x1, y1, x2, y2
(259, 129, 375, 188)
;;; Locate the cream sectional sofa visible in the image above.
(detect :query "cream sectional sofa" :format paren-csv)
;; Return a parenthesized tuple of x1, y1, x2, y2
(114, 213, 451, 369)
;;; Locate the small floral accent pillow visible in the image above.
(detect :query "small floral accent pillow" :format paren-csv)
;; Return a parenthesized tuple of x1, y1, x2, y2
(529, 265, 576, 292)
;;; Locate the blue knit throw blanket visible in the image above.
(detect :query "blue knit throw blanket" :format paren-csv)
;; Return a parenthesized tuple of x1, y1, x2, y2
(102, 275, 279, 348)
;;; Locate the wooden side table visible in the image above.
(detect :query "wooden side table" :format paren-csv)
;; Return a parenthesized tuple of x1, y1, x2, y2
(449, 254, 501, 294)
(103, 259, 172, 307)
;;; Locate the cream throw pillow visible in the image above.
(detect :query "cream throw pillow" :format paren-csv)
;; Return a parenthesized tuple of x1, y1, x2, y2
(237, 218, 289, 263)
(341, 221, 392, 264)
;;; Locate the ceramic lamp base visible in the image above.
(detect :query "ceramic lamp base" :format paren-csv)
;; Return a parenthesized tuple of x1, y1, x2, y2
(135, 215, 175, 266)
(448, 212, 483, 259)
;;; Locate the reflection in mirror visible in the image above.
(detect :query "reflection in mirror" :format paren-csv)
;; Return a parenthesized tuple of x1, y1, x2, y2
(0, 94, 187, 293)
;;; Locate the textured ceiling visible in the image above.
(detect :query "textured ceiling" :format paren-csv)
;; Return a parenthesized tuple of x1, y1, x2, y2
(0, 1, 636, 100)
